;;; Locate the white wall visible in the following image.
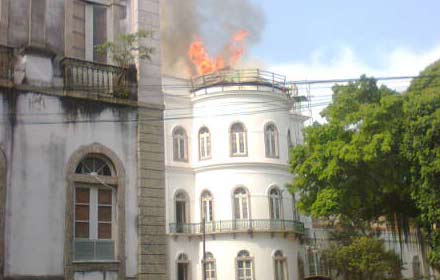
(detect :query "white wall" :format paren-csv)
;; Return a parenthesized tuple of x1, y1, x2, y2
(169, 234, 300, 280)
(0, 92, 139, 277)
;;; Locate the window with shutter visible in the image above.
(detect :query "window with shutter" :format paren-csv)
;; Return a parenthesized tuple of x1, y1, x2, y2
(73, 156, 116, 261)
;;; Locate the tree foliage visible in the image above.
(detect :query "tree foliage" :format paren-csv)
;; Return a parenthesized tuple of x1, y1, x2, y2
(95, 30, 154, 68)
(290, 60, 440, 268)
(321, 237, 403, 280)
(290, 75, 417, 233)
(402, 61, 440, 267)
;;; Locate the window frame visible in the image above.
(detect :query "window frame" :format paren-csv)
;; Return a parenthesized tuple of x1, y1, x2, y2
(236, 250, 254, 280)
(230, 122, 248, 157)
(175, 190, 190, 230)
(201, 190, 214, 223)
(273, 250, 288, 280)
(173, 126, 188, 162)
(269, 187, 283, 220)
(202, 252, 217, 280)
(177, 253, 190, 280)
(233, 187, 250, 220)
(199, 126, 212, 160)
(264, 123, 279, 158)
(65, 144, 126, 279)
(72, 155, 117, 262)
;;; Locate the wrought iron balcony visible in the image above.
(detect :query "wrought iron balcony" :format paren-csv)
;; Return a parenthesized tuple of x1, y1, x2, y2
(169, 219, 305, 236)
(0, 45, 14, 86)
(62, 58, 137, 100)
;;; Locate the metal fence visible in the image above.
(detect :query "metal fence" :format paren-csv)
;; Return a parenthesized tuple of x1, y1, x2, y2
(62, 57, 137, 99)
(169, 219, 305, 235)
(0, 45, 14, 83)
(191, 69, 287, 92)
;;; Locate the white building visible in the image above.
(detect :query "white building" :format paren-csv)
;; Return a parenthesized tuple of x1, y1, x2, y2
(163, 70, 308, 280)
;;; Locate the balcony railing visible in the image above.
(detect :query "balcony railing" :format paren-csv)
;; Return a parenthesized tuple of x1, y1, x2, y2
(0, 45, 14, 84)
(191, 69, 288, 92)
(169, 219, 305, 236)
(62, 58, 137, 99)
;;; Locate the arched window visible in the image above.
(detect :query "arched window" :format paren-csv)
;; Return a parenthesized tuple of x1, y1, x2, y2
(173, 127, 188, 162)
(73, 155, 117, 261)
(230, 123, 247, 156)
(412, 255, 421, 278)
(274, 250, 288, 280)
(234, 188, 249, 220)
(201, 191, 213, 222)
(269, 187, 282, 220)
(265, 123, 279, 158)
(199, 127, 211, 160)
(175, 191, 189, 232)
(203, 252, 217, 280)
(236, 250, 254, 280)
(177, 253, 190, 280)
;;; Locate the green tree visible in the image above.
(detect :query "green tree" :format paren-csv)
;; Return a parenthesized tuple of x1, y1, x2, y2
(402, 60, 440, 267)
(96, 30, 154, 68)
(321, 236, 403, 280)
(95, 31, 154, 96)
(289, 76, 417, 233)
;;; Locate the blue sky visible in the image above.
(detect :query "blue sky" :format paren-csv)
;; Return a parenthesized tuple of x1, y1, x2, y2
(248, 0, 440, 80)
(242, 0, 440, 122)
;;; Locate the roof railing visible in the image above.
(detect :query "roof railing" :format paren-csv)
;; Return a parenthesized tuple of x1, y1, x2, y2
(191, 69, 288, 92)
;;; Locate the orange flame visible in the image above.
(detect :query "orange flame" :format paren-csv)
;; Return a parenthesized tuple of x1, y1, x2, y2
(187, 31, 249, 76)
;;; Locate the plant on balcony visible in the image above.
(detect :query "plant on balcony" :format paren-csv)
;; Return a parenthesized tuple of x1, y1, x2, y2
(96, 30, 154, 96)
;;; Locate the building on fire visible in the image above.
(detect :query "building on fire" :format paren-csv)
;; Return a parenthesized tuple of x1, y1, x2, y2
(0, 0, 166, 279)
(163, 69, 309, 280)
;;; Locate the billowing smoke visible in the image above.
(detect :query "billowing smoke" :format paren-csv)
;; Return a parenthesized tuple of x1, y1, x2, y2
(161, 0, 265, 77)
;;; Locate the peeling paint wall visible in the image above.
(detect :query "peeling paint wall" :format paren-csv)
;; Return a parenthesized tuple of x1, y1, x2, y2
(0, 91, 139, 278)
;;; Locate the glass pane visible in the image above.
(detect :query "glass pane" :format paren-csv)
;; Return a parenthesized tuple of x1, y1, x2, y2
(178, 263, 187, 280)
(242, 198, 248, 219)
(234, 197, 240, 218)
(98, 223, 112, 239)
(75, 205, 89, 220)
(207, 135, 211, 157)
(201, 138, 205, 158)
(76, 188, 90, 203)
(232, 134, 237, 154)
(75, 222, 89, 238)
(98, 206, 112, 221)
(179, 139, 185, 159)
(239, 134, 244, 153)
(176, 201, 186, 224)
(98, 189, 112, 204)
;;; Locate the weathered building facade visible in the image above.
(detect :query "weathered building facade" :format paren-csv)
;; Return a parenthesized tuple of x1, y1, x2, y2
(0, 0, 167, 279)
